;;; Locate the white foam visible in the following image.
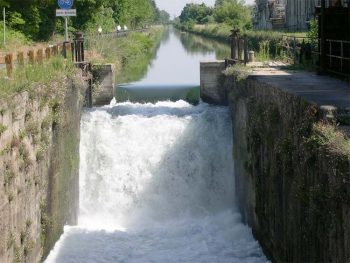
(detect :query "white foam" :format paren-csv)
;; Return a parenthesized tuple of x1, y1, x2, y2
(45, 101, 269, 263)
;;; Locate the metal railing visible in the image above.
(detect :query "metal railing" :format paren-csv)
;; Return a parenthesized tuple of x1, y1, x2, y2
(315, 0, 350, 8)
(280, 35, 350, 78)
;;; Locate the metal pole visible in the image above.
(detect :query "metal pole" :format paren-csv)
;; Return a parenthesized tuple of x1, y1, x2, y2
(64, 16, 68, 42)
(3, 8, 5, 46)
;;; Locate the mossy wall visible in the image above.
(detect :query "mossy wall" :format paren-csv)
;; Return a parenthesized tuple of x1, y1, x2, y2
(227, 75, 350, 262)
(0, 75, 86, 263)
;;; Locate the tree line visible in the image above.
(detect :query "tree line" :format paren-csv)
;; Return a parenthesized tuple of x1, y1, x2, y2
(0, 0, 170, 40)
(178, 0, 252, 30)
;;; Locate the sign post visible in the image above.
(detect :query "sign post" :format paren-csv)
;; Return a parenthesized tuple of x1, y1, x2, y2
(65, 16, 68, 42)
(56, 0, 75, 42)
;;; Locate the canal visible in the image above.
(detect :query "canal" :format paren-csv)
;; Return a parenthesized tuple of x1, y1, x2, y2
(45, 27, 268, 263)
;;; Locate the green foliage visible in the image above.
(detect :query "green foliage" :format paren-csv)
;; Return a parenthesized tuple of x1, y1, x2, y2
(256, 40, 270, 61)
(2, 0, 163, 40)
(0, 27, 31, 51)
(0, 56, 76, 97)
(156, 10, 171, 24)
(223, 64, 251, 81)
(178, 23, 311, 62)
(84, 6, 116, 33)
(0, 124, 7, 135)
(117, 28, 164, 83)
(74, 0, 158, 31)
(307, 18, 318, 48)
(87, 27, 163, 83)
(311, 123, 350, 157)
(8, 12, 25, 28)
(186, 87, 200, 105)
(178, 0, 251, 30)
(179, 3, 213, 24)
(213, 0, 252, 29)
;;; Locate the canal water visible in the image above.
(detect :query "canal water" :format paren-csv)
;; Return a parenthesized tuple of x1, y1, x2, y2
(45, 28, 268, 263)
(116, 28, 230, 102)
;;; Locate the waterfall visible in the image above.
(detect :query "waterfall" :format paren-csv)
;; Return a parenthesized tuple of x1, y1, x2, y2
(45, 100, 268, 263)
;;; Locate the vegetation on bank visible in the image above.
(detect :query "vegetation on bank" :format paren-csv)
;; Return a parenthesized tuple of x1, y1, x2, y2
(311, 123, 350, 157)
(177, 0, 252, 30)
(86, 26, 165, 84)
(176, 23, 311, 62)
(0, 56, 77, 97)
(0, 0, 170, 41)
(175, 0, 316, 64)
(0, 28, 32, 51)
(0, 26, 165, 99)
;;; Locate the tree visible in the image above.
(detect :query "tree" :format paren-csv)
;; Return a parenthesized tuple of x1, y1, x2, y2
(1, 0, 162, 39)
(0, 0, 8, 7)
(156, 10, 170, 24)
(213, 0, 252, 29)
(179, 3, 213, 24)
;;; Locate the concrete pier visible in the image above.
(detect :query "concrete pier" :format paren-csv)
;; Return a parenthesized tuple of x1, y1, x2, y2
(91, 64, 115, 106)
(204, 63, 350, 263)
(200, 61, 226, 105)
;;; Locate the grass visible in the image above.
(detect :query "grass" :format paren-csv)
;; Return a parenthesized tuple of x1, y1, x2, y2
(177, 23, 310, 63)
(86, 26, 164, 83)
(0, 124, 7, 135)
(0, 28, 32, 52)
(0, 28, 65, 53)
(223, 64, 252, 81)
(0, 56, 76, 98)
(312, 122, 350, 157)
(186, 87, 200, 105)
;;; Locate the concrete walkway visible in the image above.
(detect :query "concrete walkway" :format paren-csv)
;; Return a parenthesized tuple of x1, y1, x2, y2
(250, 67, 350, 109)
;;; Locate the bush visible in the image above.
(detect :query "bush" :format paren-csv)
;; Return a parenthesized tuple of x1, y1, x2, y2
(213, 0, 252, 30)
(86, 27, 164, 83)
(0, 27, 31, 51)
(0, 56, 76, 97)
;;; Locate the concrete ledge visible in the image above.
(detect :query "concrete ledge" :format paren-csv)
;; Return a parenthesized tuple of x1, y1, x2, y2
(200, 61, 227, 105)
(226, 68, 350, 263)
(91, 64, 115, 106)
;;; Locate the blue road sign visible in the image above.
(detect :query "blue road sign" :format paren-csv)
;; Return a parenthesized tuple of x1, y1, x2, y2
(58, 0, 73, 9)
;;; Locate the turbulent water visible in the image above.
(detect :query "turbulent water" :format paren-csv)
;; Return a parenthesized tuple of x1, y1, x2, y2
(45, 100, 268, 263)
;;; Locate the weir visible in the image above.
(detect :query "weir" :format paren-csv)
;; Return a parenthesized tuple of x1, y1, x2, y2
(45, 28, 269, 263)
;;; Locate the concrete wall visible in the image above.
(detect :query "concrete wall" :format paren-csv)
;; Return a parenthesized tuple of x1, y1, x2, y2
(92, 64, 115, 106)
(200, 65, 350, 262)
(227, 73, 350, 262)
(200, 61, 227, 105)
(0, 75, 86, 262)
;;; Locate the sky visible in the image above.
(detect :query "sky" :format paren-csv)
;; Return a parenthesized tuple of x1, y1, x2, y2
(155, 0, 255, 18)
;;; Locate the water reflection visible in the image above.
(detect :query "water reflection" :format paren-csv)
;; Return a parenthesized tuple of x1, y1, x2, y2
(116, 27, 230, 103)
(177, 31, 230, 59)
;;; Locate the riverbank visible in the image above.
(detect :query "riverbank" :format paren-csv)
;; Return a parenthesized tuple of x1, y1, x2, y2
(175, 23, 308, 61)
(0, 71, 87, 263)
(0, 26, 166, 263)
(86, 26, 165, 84)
